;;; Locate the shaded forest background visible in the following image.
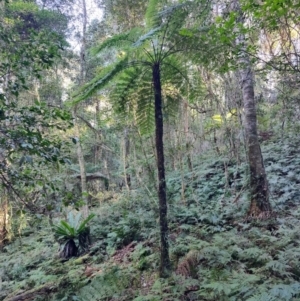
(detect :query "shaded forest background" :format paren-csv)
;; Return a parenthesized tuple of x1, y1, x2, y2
(1, 0, 300, 300)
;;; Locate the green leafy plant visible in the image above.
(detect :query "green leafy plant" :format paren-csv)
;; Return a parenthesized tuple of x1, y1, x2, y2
(54, 212, 95, 259)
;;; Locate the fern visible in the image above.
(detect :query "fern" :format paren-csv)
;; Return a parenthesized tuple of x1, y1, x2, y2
(133, 26, 162, 47)
(91, 28, 142, 55)
(145, 0, 162, 29)
(72, 57, 129, 104)
(77, 266, 137, 301)
(136, 85, 155, 135)
(134, 275, 199, 301)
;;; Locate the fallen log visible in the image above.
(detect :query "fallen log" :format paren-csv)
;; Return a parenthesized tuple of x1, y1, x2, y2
(72, 172, 109, 182)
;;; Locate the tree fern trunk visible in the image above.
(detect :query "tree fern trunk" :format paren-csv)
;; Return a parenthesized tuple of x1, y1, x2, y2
(152, 62, 171, 277)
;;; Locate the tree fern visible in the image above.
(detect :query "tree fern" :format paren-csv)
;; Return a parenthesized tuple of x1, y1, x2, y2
(72, 0, 204, 277)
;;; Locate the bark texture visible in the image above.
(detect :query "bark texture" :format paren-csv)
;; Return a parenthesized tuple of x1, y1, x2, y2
(234, 0, 272, 218)
(0, 196, 8, 247)
(153, 63, 171, 277)
(240, 67, 271, 217)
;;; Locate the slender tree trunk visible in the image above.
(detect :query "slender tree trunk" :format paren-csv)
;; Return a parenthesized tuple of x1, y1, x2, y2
(123, 128, 131, 190)
(152, 62, 171, 278)
(233, 0, 272, 218)
(80, 0, 87, 81)
(0, 194, 9, 247)
(72, 108, 89, 218)
(72, 0, 89, 218)
(183, 100, 193, 172)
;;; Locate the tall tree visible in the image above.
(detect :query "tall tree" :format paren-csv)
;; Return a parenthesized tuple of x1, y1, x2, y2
(196, 0, 273, 218)
(0, 0, 71, 243)
(72, 0, 89, 218)
(232, 0, 272, 218)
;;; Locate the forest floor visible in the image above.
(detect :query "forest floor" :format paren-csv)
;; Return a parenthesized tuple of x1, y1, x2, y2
(2, 135, 300, 301)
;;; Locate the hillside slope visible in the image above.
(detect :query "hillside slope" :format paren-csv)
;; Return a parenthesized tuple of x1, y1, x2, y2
(2, 137, 300, 301)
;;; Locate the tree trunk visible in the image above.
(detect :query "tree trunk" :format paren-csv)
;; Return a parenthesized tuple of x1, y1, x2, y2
(234, 0, 272, 218)
(152, 62, 171, 278)
(123, 127, 131, 190)
(72, 108, 89, 218)
(72, 0, 89, 218)
(0, 195, 9, 247)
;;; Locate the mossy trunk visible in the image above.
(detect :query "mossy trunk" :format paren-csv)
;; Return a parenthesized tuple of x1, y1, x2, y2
(153, 62, 171, 278)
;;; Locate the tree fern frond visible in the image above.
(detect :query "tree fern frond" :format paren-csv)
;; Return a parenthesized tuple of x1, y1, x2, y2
(72, 57, 129, 104)
(162, 84, 182, 121)
(157, 2, 192, 19)
(91, 28, 142, 55)
(133, 26, 162, 48)
(161, 4, 190, 32)
(136, 85, 155, 135)
(110, 67, 155, 135)
(111, 67, 144, 115)
(145, 0, 162, 29)
(162, 56, 189, 87)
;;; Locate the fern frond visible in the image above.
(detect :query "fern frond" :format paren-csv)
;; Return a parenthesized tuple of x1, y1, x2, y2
(111, 66, 155, 135)
(72, 57, 129, 104)
(77, 213, 95, 234)
(145, 0, 162, 29)
(162, 84, 182, 121)
(136, 84, 155, 135)
(161, 4, 190, 34)
(111, 67, 143, 114)
(78, 266, 135, 301)
(133, 26, 162, 48)
(91, 28, 142, 55)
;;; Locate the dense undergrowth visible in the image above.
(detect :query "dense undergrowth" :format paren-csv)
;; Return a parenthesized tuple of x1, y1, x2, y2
(2, 136, 300, 300)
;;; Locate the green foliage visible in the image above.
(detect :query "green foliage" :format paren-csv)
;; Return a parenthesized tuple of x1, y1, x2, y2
(54, 212, 95, 243)
(77, 265, 138, 301)
(134, 275, 199, 301)
(72, 57, 129, 104)
(73, 1, 192, 136)
(6, 0, 68, 36)
(0, 0, 70, 210)
(4, 138, 300, 300)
